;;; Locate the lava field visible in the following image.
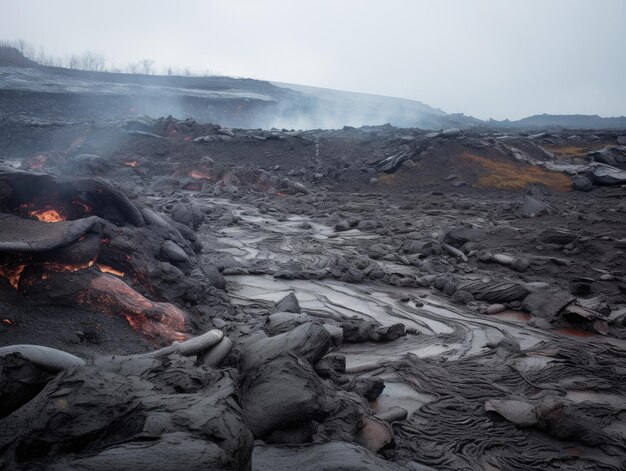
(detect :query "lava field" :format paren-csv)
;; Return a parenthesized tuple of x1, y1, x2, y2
(0, 112, 625, 470)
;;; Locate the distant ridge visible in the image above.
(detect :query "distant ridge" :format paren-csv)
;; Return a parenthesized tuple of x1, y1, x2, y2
(0, 45, 624, 130)
(487, 114, 626, 130)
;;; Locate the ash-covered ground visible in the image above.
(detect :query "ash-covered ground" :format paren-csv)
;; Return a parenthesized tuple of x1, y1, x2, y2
(1, 113, 626, 470)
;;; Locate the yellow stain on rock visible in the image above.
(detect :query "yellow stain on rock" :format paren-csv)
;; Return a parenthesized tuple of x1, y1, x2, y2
(461, 152, 571, 192)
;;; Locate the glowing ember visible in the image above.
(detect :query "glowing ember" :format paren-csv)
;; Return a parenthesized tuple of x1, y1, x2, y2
(72, 197, 93, 215)
(123, 161, 140, 167)
(189, 170, 213, 180)
(1, 260, 96, 290)
(0, 265, 25, 289)
(97, 264, 125, 277)
(43, 260, 95, 273)
(29, 207, 66, 223)
(29, 154, 48, 169)
(2, 319, 12, 325)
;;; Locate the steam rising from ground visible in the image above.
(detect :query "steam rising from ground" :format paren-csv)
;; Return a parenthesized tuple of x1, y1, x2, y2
(268, 82, 447, 130)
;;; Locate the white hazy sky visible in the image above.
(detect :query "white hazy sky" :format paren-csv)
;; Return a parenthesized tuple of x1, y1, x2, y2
(1, 0, 625, 120)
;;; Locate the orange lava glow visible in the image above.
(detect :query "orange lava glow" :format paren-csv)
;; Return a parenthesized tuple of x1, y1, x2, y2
(1, 260, 97, 291)
(2, 319, 12, 325)
(43, 260, 95, 273)
(81, 274, 187, 344)
(29, 154, 48, 169)
(97, 264, 125, 277)
(0, 265, 25, 289)
(189, 170, 213, 180)
(29, 207, 67, 222)
(72, 198, 93, 215)
(123, 161, 140, 167)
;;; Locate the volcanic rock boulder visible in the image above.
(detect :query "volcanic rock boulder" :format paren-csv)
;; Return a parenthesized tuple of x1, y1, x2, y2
(239, 322, 332, 370)
(0, 353, 253, 471)
(240, 354, 393, 450)
(241, 354, 331, 438)
(521, 288, 575, 320)
(572, 175, 594, 192)
(272, 292, 302, 313)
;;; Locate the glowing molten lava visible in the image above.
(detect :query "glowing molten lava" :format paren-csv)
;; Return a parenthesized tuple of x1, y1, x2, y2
(2, 319, 12, 325)
(189, 170, 213, 180)
(44, 259, 95, 273)
(97, 264, 125, 277)
(78, 274, 187, 344)
(29, 207, 67, 223)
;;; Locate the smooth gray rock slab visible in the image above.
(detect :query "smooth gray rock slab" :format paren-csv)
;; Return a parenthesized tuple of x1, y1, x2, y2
(199, 336, 232, 367)
(0, 344, 85, 371)
(162, 240, 190, 264)
(0, 214, 102, 253)
(590, 164, 626, 186)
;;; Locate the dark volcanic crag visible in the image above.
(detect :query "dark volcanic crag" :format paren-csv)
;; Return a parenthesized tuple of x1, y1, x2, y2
(1, 116, 626, 470)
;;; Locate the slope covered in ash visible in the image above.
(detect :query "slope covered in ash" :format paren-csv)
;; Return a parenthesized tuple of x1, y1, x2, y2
(0, 46, 451, 130)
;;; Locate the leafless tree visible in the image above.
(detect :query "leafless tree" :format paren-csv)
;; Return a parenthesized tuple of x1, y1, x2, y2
(78, 51, 106, 72)
(125, 61, 140, 74)
(67, 54, 81, 69)
(139, 59, 155, 75)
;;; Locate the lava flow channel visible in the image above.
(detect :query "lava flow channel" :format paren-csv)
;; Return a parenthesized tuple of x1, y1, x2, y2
(6, 262, 187, 345)
(76, 274, 187, 344)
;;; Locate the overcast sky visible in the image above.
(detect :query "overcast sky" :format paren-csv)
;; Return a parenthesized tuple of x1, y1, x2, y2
(1, 0, 625, 120)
